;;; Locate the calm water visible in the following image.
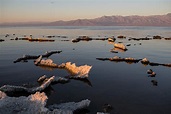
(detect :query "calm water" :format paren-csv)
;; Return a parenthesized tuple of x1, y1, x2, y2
(0, 26, 171, 114)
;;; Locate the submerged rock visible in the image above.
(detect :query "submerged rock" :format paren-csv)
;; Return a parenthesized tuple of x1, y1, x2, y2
(151, 80, 158, 86)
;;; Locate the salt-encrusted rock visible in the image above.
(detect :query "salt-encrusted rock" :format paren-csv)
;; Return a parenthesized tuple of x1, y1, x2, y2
(0, 91, 6, 99)
(37, 75, 47, 82)
(0, 76, 54, 94)
(109, 56, 124, 61)
(48, 99, 91, 111)
(147, 69, 156, 77)
(153, 35, 162, 39)
(108, 37, 116, 42)
(117, 35, 126, 38)
(114, 43, 127, 51)
(37, 75, 69, 84)
(141, 58, 150, 65)
(0, 91, 91, 114)
(0, 92, 48, 114)
(97, 112, 110, 114)
(64, 62, 92, 78)
(163, 63, 171, 67)
(34, 56, 58, 68)
(14, 50, 62, 63)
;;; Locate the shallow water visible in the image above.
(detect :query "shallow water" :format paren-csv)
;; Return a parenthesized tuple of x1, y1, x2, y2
(0, 26, 171, 114)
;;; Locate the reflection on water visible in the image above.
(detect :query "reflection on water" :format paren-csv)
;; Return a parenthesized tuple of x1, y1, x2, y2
(0, 26, 171, 114)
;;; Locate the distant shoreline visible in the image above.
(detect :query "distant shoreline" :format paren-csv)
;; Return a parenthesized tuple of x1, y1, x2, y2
(1, 13, 171, 27)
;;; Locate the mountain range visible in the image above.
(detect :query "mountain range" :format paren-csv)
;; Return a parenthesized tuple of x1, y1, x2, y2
(1, 13, 171, 26)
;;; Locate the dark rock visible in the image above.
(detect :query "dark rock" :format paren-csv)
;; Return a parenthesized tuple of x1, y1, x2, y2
(117, 35, 126, 38)
(153, 35, 162, 39)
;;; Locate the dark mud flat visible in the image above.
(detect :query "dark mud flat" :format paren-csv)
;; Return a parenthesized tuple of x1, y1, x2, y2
(0, 26, 171, 114)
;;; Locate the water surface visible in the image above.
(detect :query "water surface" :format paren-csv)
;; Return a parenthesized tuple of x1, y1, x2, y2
(0, 26, 171, 114)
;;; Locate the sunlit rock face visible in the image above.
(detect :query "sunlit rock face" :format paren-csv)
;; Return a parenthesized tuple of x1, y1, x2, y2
(114, 43, 127, 51)
(0, 91, 48, 114)
(0, 91, 91, 114)
(64, 62, 92, 78)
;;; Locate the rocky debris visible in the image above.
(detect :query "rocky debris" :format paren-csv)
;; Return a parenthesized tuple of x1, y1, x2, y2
(48, 99, 90, 112)
(97, 56, 140, 64)
(0, 71, 92, 96)
(0, 91, 6, 99)
(163, 63, 171, 67)
(97, 56, 171, 68)
(34, 56, 58, 68)
(153, 35, 162, 39)
(46, 35, 55, 38)
(0, 75, 69, 94)
(114, 43, 127, 51)
(96, 58, 110, 61)
(126, 44, 131, 46)
(0, 91, 48, 114)
(72, 36, 108, 43)
(149, 62, 163, 66)
(108, 37, 116, 42)
(117, 35, 126, 38)
(164, 38, 171, 40)
(0, 91, 90, 114)
(151, 80, 158, 86)
(111, 47, 126, 52)
(102, 104, 113, 113)
(0, 39, 5, 42)
(0, 76, 54, 94)
(97, 112, 110, 114)
(128, 37, 152, 41)
(13, 50, 62, 63)
(147, 69, 156, 77)
(110, 50, 118, 53)
(28, 38, 55, 42)
(141, 58, 150, 65)
(37, 75, 69, 84)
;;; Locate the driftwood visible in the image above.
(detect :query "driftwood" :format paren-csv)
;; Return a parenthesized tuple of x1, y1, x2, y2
(13, 50, 62, 63)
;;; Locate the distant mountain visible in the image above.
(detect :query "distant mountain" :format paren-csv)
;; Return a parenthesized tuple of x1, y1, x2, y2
(1, 13, 171, 26)
(47, 13, 171, 26)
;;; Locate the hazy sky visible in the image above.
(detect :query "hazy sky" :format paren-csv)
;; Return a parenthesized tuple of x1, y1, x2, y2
(0, 0, 171, 23)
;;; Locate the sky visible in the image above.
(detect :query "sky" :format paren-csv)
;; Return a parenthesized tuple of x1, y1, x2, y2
(0, 0, 171, 23)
